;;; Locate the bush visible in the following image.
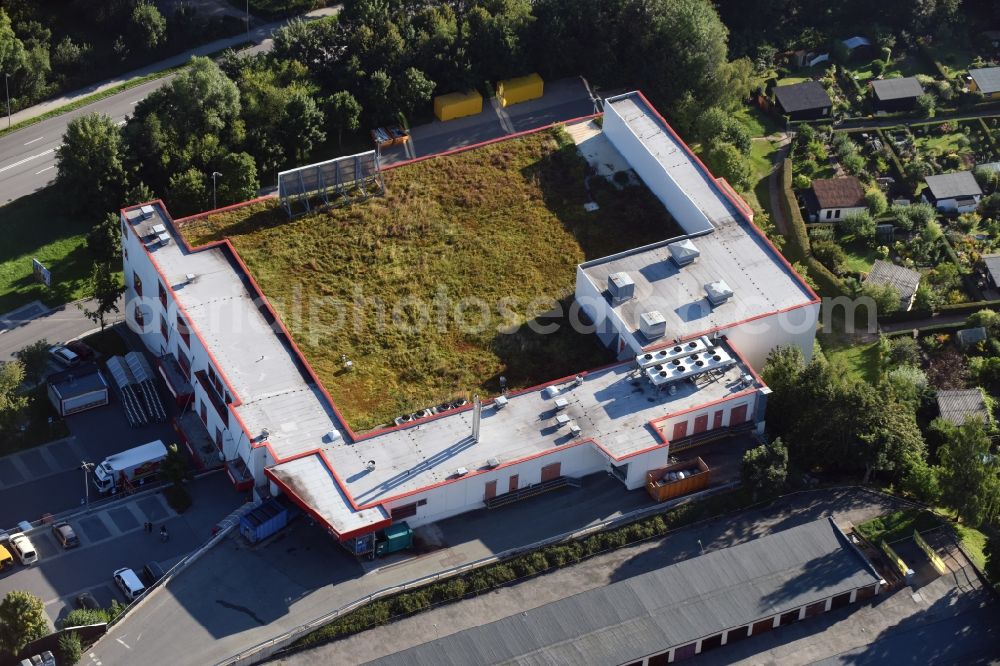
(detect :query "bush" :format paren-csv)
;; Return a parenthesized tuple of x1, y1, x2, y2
(59, 631, 83, 665)
(841, 211, 876, 242)
(865, 189, 888, 217)
(59, 608, 108, 630)
(812, 239, 848, 274)
(793, 173, 812, 190)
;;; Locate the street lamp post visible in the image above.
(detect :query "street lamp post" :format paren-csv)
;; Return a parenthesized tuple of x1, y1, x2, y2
(211, 171, 222, 210)
(81, 461, 94, 510)
(4, 74, 11, 129)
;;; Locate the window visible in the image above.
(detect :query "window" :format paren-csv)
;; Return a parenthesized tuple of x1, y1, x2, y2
(121, 219, 127, 235)
(158, 282, 167, 308)
(176, 348, 191, 379)
(177, 313, 190, 347)
(391, 503, 418, 520)
(134, 306, 146, 328)
(825, 209, 833, 220)
(123, 245, 128, 260)
(834, 209, 841, 219)
(208, 366, 224, 397)
(133, 272, 143, 297)
(160, 314, 168, 341)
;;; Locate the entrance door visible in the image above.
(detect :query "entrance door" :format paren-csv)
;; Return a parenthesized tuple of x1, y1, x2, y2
(540, 462, 561, 482)
(672, 421, 688, 441)
(730, 403, 749, 424)
(484, 480, 497, 500)
(693, 414, 709, 434)
(508, 474, 519, 492)
(712, 409, 724, 429)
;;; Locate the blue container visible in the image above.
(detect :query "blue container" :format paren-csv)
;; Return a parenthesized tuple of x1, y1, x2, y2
(240, 499, 289, 543)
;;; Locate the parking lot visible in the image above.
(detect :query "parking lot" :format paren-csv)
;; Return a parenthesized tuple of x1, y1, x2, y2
(0, 473, 241, 628)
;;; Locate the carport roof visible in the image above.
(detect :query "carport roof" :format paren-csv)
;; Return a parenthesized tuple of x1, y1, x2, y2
(367, 518, 883, 666)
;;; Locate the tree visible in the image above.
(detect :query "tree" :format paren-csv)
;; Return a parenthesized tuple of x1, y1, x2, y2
(865, 189, 888, 217)
(217, 152, 259, 206)
(894, 202, 936, 231)
(87, 212, 123, 264)
(0, 10, 28, 97)
(168, 57, 241, 137)
(395, 67, 435, 119)
(56, 113, 125, 215)
(761, 345, 805, 437)
(704, 141, 752, 189)
(886, 365, 928, 407)
(366, 69, 394, 124)
(0, 590, 48, 656)
(741, 437, 788, 500)
(58, 631, 82, 665)
(857, 392, 926, 483)
(862, 282, 900, 315)
(0, 360, 28, 434)
(887, 336, 921, 368)
(162, 442, 190, 486)
(841, 211, 876, 241)
(811, 239, 848, 274)
(15, 340, 50, 386)
(916, 93, 936, 118)
(281, 89, 325, 162)
(694, 107, 752, 155)
(967, 309, 1000, 336)
(166, 168, 208, 217)
(936, 418, 1000, 526)
(81, 263, 124, 331)
(328, 91, 362, 147)
(130, 2, 166, 53)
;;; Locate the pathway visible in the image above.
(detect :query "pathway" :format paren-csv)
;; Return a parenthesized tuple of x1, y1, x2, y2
(767, 134, 793, 236)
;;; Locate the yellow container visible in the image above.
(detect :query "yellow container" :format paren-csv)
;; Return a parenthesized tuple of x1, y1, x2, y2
(433, 90, 484, 121)
(497, 73, 544, 107)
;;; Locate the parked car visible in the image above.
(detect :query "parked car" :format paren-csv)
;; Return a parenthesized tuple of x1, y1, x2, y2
(74, 592, 100, 610)
(64, 340, 95, 361)
(52, 522, 80, 549)
(48, 345, 80, 367)
(113, 567, 145, 601)
(141, 561, 165, 586)
(0, 544, 13, 570)
(8, 533, 37, 565)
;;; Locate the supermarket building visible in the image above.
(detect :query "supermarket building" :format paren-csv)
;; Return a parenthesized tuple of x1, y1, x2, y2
(119, 92, 819, 551)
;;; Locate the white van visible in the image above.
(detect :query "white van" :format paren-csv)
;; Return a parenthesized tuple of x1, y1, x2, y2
(113, 568, 146, 601)
(8, 534, 37, 565)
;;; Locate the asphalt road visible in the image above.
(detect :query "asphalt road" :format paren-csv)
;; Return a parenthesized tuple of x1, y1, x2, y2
(0, 7, 340, 206)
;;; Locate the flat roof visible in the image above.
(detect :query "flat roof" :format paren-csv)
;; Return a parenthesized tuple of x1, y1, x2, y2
(369, 518, 883, 666)
(124, 192, 760, 537)
(48, 363, 107, 397)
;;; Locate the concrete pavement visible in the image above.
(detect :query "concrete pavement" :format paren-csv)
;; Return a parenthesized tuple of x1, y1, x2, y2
(0, 7, 340, 206)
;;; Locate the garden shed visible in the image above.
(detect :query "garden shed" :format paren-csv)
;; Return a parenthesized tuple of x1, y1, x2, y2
(864, 260, 921, 311)
(773, 81, 832, 121)
(922, 172, 983, 213)
(871, 77, 924, 112)
(808, 176, 867, 221)
(936, 388, 990, 425)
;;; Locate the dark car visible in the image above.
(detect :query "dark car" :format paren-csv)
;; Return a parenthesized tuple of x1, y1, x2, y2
(74, 592, 99, 610)
(142, 561, 165, 586)
(52, 522, 80, 549)
(65, 340, 95, 361)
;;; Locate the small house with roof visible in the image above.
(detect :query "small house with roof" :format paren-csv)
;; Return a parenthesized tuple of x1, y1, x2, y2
(773, 81, 832, 121)
(969, 67, 1000, 100)
(864, 260, 921, 311)
(871, 77, 924, 112)
(936, 388, 991, 425)
(922, 171, 983, 213)
(807, 176, 867, 222)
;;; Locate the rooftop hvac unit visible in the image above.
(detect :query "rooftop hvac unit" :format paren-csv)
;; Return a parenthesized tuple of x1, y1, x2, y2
(151, 224, 166, 235)
(705, 280, 734, 306)
(667, 239, 700, 267)
(324, 430, 343, 444)
(639, 311, 667, 340)
(140, 205, 155, 219)
(569, 422, 582, 437)
(185, 273, 198, 284)
(542, 386, 559, 400)
(157, 232, 171, 245)
(454, 467, 469, 477)
(607, 271, 635, 306)
(494, 395, 509, 409)
(486, 457, 501, 468)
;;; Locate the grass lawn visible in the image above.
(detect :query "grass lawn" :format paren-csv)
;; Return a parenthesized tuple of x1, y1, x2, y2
(924, 41, 977, 79)
(914, 132, 971, 157)
(733, 106, 782, 139)
(183, 128, 680, 430)
(0, 188, 97, 314)
(856, 509, 944, 543)
(842, 242, 877, 274)
(775, 76, 809, 87)
(746, 138, 777, 217)
(823, 339, 881, 384)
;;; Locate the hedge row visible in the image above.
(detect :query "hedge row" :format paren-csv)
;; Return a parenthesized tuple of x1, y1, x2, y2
(917, 43, 951, 81)
(292, 488, 752, 650)
(980, 118, 1000, 151)
(878, 298, 1000, 324)
(779, 159, 849, 297)
(876, 129, 907, 183)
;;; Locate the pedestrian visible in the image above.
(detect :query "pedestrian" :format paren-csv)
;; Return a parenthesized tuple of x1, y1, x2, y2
(145, 521, 152, 533)
(160, 525, 169, 542)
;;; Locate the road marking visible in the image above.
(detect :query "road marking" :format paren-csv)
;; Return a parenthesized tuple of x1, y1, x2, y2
(115, 638, 131, 650)
(35, 165, 54, 174)
(24, 136, 44, 145)
(0, 148, 54, 173)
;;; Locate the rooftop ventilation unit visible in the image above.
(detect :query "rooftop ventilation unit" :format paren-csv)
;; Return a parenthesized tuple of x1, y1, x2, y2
(324, 430, 343, 444)
(635, 335, 715, 369)
(607, 271, 635, 306)
(705, 280, 734, 307)
(643, 345, 737, 388)
(151, 224, 166, 235)
(454, 467, 469, 477)
(639, 311, 667, 340)
(486, 457, 501, 468)
(667, 239, 700, 267)
(157, 232, 171, 245)
(185, 273, 198, 284)
(494, 395, 509, 409)
(139, 205, 155, 219)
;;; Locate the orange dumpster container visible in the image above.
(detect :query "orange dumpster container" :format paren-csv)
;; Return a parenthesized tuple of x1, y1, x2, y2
(645, 457, 710, 502)
(433, 90, 484, 121)
(497, 73, 544, 107)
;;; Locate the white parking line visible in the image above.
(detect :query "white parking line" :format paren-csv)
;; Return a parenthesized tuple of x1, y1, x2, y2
(0, 148, 54, 173)
(115, 637, 131, 650)
(35, 165, 54, 175)
(24, 136, 44, 145)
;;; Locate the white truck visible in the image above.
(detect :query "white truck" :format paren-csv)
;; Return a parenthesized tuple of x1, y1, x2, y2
(93, 440, 169, 494)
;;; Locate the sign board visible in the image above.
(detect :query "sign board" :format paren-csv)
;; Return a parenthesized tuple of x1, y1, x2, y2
(32, 258, 51, 287)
